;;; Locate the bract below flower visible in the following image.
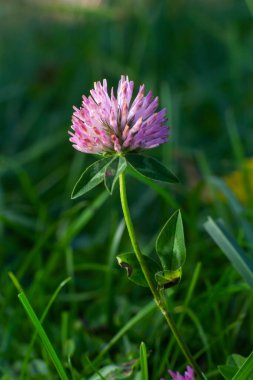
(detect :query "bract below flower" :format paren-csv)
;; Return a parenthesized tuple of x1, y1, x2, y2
(69, 75, 169, 155)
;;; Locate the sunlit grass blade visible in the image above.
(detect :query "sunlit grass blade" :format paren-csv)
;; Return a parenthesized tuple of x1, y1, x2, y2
(208, 177, 253, 246)
(204, 217, 253, 288)
(19, 277, 71, 380)
(9, 272, 70, 380)
(140, 342, 149, 380)
(8, 272, 23, 293)
(18, 292, 69, 380)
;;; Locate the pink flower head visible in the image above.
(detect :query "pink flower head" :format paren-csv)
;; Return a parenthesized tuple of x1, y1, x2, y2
(168, 366, 195, 380)
(69, 75, 169, 155)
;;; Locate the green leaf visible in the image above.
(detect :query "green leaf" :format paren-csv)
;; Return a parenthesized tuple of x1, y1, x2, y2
(218, 353, 253, 380)
(229, 354, 247, 368)
(232, 351, 253, 380)
(116, 253, 161, 287)
(126, 154, 179, 183)
(71, 157, 115, 199)
(218, 365, 238, 380)
(204, 217, 253, 289)
(156, 210, 186, 271)
(104, 156, 127, 194)
(155, 268, 182, 289)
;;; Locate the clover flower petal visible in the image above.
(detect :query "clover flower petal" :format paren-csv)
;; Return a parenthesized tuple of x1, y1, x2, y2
(168, 366, 195, 380)
(69, 75, 169, 154)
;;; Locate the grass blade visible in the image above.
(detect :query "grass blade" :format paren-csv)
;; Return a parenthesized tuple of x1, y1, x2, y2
(208, 177, 253, 246)
(140, 342, 149, 380)
(18, 292, 69, 380)
(19, 277, 71, 379)
(84, 356, 106, 380)
(245, 0, 253, 18)
(93, 301, 156, 366)
(204, 217, 253, 288)
(60, 191, 109, 247)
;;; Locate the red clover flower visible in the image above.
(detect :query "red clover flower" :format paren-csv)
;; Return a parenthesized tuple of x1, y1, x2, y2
(69, 78, 200, 378)
(69, 75, 169, 155)
(160, 366, 195, 380)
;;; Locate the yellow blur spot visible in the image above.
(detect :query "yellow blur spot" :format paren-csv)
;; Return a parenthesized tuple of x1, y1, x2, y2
(224, 158, 253, 204)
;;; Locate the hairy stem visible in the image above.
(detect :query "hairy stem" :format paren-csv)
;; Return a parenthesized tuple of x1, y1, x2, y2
(119, 172, 204, 380)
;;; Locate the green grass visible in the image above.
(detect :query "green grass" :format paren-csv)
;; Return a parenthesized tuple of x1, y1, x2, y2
(1, 0, 253, 379)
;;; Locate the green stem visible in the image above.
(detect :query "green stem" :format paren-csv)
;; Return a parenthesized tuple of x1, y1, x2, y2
(119, 172, 204, 380)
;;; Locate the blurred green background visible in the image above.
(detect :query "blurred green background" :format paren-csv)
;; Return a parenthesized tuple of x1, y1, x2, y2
(1, 0, 253, 379)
